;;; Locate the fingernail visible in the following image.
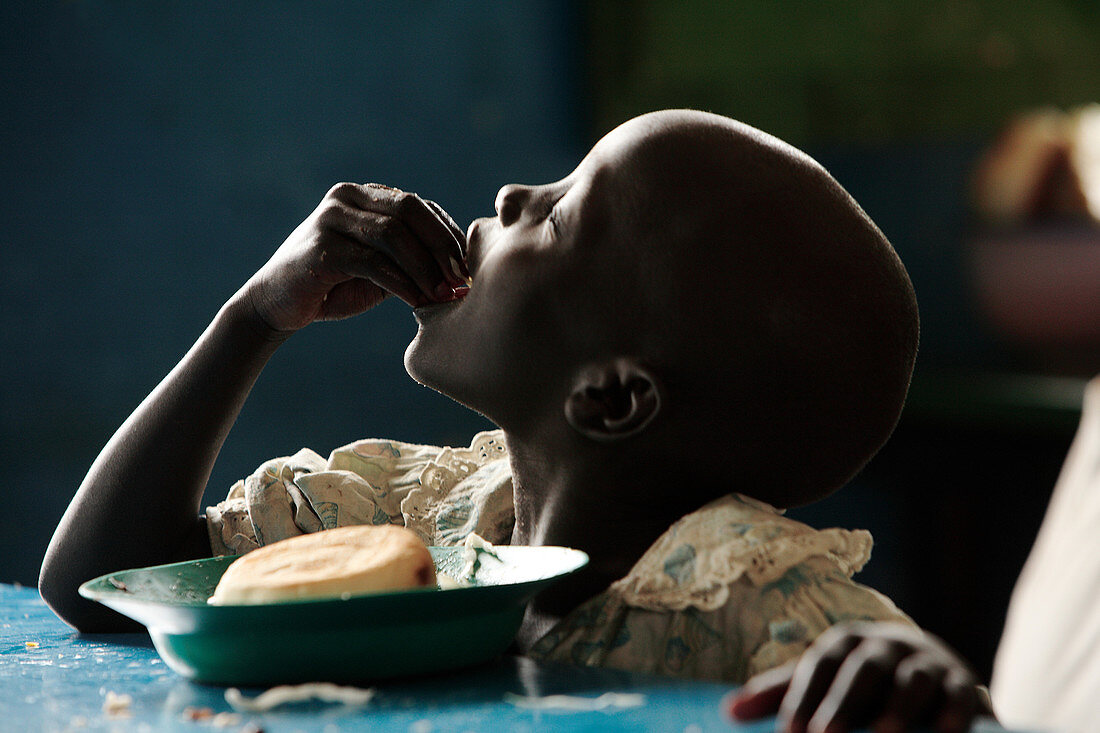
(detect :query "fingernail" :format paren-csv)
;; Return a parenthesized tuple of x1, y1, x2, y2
(449, 256, 467, 283)
(723, 692, 749, 720)
(432, 285, 469, 303)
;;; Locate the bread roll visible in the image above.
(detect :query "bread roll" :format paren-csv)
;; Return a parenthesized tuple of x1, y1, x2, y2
(208, 524, 436, 605)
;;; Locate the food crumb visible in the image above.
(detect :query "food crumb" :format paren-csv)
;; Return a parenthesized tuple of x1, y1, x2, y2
(460, 532, 499, 577)
(211, 712, 242, 728)
(181, 706, 213, 721)
(24, 641, 39, 648)
(102, 690, 133, 718)
(226, 682, 374, 712)
(503, 691, 646, 711)
(435, 572, 466, 590)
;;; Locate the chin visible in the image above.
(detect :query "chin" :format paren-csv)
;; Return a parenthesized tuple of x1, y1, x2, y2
(404, 333, 500, 422)
(404, 332, 464, 400)
(403, 332, 436, 388)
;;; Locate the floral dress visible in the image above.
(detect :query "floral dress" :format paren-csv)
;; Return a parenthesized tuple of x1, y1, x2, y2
(206, 430, 913, 683)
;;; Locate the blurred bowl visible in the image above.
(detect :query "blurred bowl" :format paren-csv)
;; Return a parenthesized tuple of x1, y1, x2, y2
(968, 225, 1100, 373)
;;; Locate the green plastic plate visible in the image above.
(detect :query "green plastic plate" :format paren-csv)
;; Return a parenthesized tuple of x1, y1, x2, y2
(79, 545, 587, 686)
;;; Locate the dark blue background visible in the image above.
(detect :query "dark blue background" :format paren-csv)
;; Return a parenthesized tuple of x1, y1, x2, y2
(2, 2, 585, 586)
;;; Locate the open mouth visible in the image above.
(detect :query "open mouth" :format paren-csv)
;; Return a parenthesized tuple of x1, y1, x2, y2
(440, 284, 470, 302)
(413, 283, 469, 324)
(441, 260, 473, 300)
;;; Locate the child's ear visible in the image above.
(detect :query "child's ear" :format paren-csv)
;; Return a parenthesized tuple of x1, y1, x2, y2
(564, 359, 663, 442)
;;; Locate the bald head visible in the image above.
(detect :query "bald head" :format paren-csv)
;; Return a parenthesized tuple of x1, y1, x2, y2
(578, 111, 919, 507)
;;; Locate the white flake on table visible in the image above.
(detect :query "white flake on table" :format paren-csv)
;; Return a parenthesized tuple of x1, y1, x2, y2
(503, 692, 647, 711)
(225, 682, 375, 712)
(102, 690, 133, 718)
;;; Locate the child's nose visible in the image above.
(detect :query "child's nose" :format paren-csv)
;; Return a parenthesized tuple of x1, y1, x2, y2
(495, 184, 532, 226)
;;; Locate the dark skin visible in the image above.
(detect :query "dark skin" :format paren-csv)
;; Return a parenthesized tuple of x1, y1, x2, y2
(40, 110, 989, 730)
(728, 623, 991, 733)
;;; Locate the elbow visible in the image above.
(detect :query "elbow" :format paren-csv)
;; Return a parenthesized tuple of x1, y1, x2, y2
(38, 550, 139, 634)
(37, 557, 82, 631)
(38, 520, 94, 631)
(37, 555, 88, 632)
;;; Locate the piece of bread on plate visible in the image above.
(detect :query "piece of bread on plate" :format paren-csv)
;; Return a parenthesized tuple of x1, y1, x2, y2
(208, 524, 436, 605)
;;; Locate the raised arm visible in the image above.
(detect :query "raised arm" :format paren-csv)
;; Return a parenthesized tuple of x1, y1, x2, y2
(39, 183, 467, 632)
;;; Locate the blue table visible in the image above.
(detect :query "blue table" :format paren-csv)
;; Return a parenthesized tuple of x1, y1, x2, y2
(2, 584, 1015, 732)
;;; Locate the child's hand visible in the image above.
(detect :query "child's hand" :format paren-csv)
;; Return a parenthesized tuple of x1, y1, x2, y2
(726, 622, 990, 733)
(245, 183, 468, 334)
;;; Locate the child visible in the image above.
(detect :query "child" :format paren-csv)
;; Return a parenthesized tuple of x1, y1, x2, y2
(40, 110, 987, 731)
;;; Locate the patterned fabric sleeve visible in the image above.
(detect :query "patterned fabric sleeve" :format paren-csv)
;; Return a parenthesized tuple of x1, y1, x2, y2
(527, 494, 914, 684)
(206, 448, 330, 556)
(528, 555, 913, 684)
(205, 430, 513, 555)
(742, 558, 915, 678)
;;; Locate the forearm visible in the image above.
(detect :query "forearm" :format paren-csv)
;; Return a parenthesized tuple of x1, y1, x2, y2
(39, 184, 467, 632)
(39, 288, 287, 631)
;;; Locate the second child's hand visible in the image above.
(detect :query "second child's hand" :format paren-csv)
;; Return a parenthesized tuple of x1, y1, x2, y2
(727, 622, 989, 733)
(247, 182, 469, 336)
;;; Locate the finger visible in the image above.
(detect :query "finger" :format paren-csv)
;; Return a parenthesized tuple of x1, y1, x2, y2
(725, 662, 795, 720)
(322, 201, 450, 302)
(392, 193, 468, 284)
(317, 278, 387, 320)
(934, 669, 980, 733)
(320, 230, 428, 308)
(424, 199, 469, 264)
(806, 639, 908, 733)
(778, 630, 864, 733)
(872, 652, 946, 733)
(339, 183, 467, 287)
(341, 248, 428, 308)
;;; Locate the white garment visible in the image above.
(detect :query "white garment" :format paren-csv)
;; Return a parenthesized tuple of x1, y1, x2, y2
(991, 378, 1100, 733)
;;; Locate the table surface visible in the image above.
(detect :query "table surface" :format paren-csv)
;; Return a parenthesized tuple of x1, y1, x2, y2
(2, 584, 1021, 732)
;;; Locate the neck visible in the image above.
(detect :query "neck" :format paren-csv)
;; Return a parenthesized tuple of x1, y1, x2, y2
(502, 427, 698, 652)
